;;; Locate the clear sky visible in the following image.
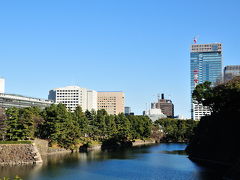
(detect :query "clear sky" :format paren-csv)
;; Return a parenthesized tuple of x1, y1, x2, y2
(0, 0, 240, 118)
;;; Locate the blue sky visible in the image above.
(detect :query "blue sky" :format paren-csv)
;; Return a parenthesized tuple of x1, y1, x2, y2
(0, 0, 240, 117)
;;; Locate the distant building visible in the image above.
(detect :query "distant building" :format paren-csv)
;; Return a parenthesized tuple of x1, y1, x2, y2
(124, 106, 131, 115)
(0, 78, 52, 109)
(0, 93, 52, 109)
(0, 78, 5, 94)
(190, 43, 223, 120)
(151, 94, 174, 118)
(48, 86, 97, 112)
(224, 65, 240, 82)
(144, 108, 167, 122)
(174, 115, 187, 120)
(97, 91, 124, 115)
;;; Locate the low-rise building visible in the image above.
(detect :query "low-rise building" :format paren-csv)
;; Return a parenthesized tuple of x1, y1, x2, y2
(144, 107, 167, 122)
(0, 93, 52, 109)
(0, 78, 52, 109)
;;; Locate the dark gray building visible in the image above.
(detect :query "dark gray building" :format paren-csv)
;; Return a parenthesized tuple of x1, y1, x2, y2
(224, 65, 240, 82)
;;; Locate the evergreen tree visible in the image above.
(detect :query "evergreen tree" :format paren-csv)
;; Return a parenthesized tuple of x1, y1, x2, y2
(73, 106, 89, 136)
(5, 107, 20, 141)
(0, 108, 7, 141)
(18, 108, 35, 140)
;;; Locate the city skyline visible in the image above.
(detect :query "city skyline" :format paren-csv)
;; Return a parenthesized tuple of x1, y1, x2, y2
(1, 0, 240, 118)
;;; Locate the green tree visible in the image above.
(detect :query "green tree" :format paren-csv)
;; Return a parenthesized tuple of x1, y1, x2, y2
(0, 108, 7, 140)
(5, 107, 20, 141)
(73, 106, 89, 136)
(105, 115, 117, 138)
(18, 108, 35, 140)
(114, 113, 131, 141)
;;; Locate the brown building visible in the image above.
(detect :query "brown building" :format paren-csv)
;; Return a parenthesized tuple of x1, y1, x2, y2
(97, 91, 125, 115)
(151, 94, 174, 118)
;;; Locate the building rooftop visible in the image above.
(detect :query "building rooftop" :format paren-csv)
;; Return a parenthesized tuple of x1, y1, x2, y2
(224, 65, 240, 70)
(0, 93, 53, 103)
(191, 43, 222, 53)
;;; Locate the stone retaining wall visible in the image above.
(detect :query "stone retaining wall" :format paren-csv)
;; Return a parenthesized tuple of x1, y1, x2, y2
(132, 139, 156, 146)
(33, 139, 49, 155)
(0, 144, 42, 165)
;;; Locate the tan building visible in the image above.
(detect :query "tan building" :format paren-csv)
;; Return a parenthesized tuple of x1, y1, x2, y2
(97, 91, 125, 115)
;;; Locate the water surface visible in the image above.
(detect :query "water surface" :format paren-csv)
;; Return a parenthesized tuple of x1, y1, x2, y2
(0, 143, 220, 180)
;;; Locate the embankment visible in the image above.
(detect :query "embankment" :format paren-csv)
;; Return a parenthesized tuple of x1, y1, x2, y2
(0, 144, 42, 166)
(132, 139, 156, 146)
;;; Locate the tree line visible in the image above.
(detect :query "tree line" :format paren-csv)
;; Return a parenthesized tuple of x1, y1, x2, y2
(0, 104, 158, 150)
(154, 118, 199, 142)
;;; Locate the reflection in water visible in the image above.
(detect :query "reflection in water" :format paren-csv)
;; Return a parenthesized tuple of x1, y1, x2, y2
(0, 164, 42, 179)
(160, 150, 187, 155)
(0, 144, 221, 180)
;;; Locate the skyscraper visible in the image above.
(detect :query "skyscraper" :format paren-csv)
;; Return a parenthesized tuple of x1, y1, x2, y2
(224, 65, 240, 82)
(190, 43, 223, 120)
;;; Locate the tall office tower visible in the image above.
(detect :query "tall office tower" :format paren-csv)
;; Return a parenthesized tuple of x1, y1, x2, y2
(190, 43, 223, 120)
(224, 65, 240, 82)
(48, 86, 97, 112)
(97, 92, 125, 115)
(0, 78, 5, 94)
(151, 94, 174, 118)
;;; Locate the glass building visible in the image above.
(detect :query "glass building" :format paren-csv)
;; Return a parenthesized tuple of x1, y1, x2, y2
(190, 43, 223, 120)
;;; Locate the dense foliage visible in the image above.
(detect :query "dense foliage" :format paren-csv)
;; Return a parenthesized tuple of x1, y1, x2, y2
(0, 105, 157, 150)
(155, 118, 198, 142)
(186, 76, 240, 178)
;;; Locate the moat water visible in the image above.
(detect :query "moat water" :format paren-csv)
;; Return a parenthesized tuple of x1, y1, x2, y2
(0, 143, 220, 180)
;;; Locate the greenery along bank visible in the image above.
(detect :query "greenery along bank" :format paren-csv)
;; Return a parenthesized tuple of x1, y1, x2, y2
(155, 118, 199, 142)
(186, 76, 240, 179)
(0, 105, 161, 150)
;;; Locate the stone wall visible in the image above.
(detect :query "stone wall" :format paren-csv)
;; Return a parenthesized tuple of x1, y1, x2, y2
(33, 139, 49, 155)
(0, 144, 42, 165)
(132, 139, 156, 146)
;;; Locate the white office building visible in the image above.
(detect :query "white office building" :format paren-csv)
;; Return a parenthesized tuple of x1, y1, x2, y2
(144, 108, 167, 122)
(0, 78, 5, 94)
(48, 86, 97, 112)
